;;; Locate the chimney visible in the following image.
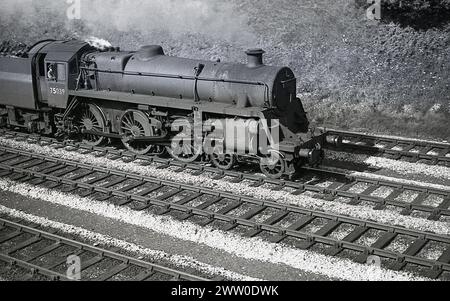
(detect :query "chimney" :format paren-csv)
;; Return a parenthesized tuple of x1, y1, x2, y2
(246, 49, 265, 68)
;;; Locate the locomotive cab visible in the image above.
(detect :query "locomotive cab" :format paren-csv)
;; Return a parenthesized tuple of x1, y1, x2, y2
(44, 60, 68, 108)
(34, 40, 90, 109)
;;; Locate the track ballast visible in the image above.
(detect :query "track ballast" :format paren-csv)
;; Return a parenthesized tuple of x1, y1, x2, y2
(0, 142, 448, 279)
(0, 216, 208, 281)
(1, 129, 449, 221)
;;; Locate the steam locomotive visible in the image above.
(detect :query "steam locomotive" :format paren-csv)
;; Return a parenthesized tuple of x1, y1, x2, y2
(0, 39, 339, 178)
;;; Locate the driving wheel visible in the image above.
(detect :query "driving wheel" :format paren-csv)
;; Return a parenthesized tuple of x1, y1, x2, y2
(75, 103, 106, 146)
(119, 110, 157, 155)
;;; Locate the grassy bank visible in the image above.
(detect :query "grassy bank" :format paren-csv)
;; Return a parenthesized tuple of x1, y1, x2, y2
(0, 0, 448, 140)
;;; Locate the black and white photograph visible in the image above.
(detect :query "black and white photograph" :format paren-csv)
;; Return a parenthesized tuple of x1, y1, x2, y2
(0, 0, 449, 289)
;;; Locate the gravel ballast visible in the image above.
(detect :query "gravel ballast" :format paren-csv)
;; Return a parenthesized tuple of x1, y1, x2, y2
(0, 205, 257, 281)
(326, 150, 450, 180)
(0, 138, 448, 235)
(0, 178, 431, 281)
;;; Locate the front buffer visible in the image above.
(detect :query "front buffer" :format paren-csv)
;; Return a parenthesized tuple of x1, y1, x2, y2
(262, 131, 341, 179)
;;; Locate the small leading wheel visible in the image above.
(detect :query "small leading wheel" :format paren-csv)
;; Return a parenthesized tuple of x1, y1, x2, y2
(211, 153, 236, 170)
(119, 110, 157, 155)
(75, 103, 106, 146)
(259, 153, 286, 179)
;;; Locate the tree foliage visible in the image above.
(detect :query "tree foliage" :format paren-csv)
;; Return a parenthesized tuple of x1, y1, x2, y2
(356, 0, 450, 29)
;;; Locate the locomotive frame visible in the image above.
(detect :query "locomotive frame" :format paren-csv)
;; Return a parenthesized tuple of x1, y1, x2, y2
(0, 39, 340, 178)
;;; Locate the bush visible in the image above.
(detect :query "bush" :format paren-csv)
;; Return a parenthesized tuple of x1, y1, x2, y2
(356, 0, 450, 29)
(0, 0, 448, 140)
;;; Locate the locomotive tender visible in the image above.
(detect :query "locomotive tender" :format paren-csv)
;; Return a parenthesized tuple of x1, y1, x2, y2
(0, 39, 337, 178)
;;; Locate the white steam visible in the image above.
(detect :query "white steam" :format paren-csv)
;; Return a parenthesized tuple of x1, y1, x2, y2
(0, 0, 256, 45)
(85, 0, 254, 41)
(85, 36, 113, 50)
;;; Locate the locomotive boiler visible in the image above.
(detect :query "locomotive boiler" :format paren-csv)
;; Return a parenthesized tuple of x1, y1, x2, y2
(0, 39, 337, 178)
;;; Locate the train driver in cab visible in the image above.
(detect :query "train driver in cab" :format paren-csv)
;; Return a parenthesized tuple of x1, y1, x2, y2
(47, 64, 56, 81)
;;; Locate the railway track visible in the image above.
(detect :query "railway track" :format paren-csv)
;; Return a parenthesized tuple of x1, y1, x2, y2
(321, 128, 450, 167)
(0, 216, 208, 281)
(0, 144, 449, 279)
(0, 129, 449, 221)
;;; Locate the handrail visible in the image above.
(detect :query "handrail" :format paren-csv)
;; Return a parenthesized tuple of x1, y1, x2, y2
(80, 67, 272, 107)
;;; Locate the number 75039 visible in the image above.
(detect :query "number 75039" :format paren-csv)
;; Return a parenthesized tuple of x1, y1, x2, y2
(49, 87, 65, 95)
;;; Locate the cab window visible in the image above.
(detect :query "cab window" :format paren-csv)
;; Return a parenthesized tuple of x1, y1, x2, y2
(69, 58, 78, 75)
(46, 63, 66, 82)
(57, 64, 66, 81)
(46, 63, 56, 81)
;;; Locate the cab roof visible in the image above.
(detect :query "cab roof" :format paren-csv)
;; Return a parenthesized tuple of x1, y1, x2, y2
(31, 40, 91, 62)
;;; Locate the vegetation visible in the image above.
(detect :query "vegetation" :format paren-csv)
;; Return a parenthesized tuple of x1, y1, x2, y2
(0, 0, 448, 140)
(356, 0, 450, 29)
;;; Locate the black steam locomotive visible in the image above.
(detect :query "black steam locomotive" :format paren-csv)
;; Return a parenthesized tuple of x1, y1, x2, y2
(0, 39, 338, 178)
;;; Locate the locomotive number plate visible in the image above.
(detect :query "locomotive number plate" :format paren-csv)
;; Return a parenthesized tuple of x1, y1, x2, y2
(49, 87, 66, 95)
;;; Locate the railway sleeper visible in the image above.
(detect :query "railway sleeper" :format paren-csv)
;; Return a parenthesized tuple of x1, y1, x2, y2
(1, 146, 450, 278)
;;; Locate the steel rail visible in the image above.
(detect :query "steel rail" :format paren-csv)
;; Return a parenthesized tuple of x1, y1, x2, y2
(0, 145, 449, 278)
(0, 217, 208, 281)
(0, 129, 448, 221)
(321, 128, 450, 166)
